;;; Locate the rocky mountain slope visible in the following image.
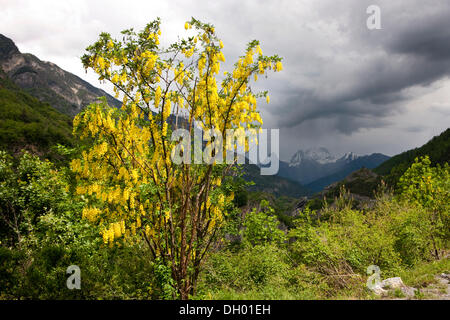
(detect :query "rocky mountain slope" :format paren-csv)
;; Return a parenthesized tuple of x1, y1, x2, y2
(0, 34, 121, 116)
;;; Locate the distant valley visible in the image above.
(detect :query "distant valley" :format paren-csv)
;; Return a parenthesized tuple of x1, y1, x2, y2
(276, 147, 390, 192)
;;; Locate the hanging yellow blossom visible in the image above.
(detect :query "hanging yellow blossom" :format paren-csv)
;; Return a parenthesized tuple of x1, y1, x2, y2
(76, 17, 283, 299)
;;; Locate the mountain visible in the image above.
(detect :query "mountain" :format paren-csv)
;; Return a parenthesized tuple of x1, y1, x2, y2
(0, 34, 121, 116)
(305, 153, 390, 192)
(289, 147, 339, 166)
(0, 67, 73, 159)
(0, 34, 124, 160)
(299, 128, 450, 215)
(242, 163, 310, 198)
(277, 147, 389, 191)
(374, 128, 450, 184)
(289, 148, 360, 167)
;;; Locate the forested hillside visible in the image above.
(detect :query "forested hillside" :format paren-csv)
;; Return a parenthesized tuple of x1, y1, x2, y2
(0, 69, 73, 159)
(302, 128, 450, 213)
(374, 129, 450, 185)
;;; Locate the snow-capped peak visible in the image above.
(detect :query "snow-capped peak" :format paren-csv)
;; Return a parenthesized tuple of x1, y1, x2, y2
(289, 147, 338, 166)
(341, 152, 359, 162)
(289, 148, 361, 167)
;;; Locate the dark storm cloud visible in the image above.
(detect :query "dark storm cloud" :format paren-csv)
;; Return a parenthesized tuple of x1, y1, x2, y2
(266, 0, 450, 137)
(385, 5, 450, 61)
(275, 52, 450, 131)
(274, 94, 399, 133)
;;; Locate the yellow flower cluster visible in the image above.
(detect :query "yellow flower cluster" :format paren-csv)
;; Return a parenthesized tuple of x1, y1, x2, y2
(102, 220, 126, 245)
(82, 207, 101, 222)
(72, 101, 160, 244)
(74, 20, 283, 252)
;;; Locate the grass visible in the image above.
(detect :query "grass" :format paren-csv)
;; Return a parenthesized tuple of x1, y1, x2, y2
(399, 256, 449, 289)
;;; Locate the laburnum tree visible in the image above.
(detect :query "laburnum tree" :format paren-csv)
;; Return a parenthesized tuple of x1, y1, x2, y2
(71, 17, 282, 299)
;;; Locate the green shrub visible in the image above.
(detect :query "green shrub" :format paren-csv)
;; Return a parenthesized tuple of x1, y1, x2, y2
(242, 200, 286, 246)
(196, 244, 324, 299)
(398, 157, 450, 257)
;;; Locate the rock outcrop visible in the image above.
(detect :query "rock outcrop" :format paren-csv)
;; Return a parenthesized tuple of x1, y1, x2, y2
(369, 277, 417, 298)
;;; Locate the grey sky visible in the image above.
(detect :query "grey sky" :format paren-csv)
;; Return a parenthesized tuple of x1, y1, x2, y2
(1, 0, 449, 161)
